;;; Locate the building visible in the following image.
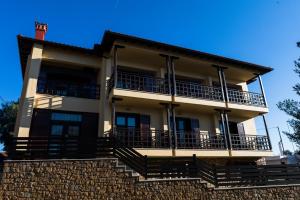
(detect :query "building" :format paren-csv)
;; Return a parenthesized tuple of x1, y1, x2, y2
(14, 22, 273, 165)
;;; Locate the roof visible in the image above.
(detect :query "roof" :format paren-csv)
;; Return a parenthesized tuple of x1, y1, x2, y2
(17, 30, 273, 78)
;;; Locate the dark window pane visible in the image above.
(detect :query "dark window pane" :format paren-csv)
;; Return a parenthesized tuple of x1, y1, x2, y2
(116, 116, 126, 126)
(51, 125, 63, 136)
(68, 126, 80, 136)
(127, 117, 136, 127)
(51, 113, 82, 122)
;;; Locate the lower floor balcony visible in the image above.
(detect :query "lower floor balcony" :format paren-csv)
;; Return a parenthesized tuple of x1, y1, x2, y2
(111, 128, 271, 151)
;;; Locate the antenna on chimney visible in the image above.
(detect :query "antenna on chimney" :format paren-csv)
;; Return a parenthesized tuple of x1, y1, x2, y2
(35, 21, 48, 40)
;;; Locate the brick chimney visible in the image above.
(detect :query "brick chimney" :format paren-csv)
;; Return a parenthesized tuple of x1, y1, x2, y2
(35, 21, 48, 40)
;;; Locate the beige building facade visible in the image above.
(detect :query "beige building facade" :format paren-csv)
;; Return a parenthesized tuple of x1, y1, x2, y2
(14, 24, 274, 164)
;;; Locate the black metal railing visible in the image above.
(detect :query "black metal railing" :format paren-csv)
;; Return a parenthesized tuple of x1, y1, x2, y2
(231, 135, 271, 150)
(6, 136, 300, 187)
(176, 80, 223, 101)
(37, 78, 100, 99)
(227, 89, 266, 107)
(112, 127, 170, 148)
(176, 131, 226, 149)
(107, 72, 170, 94)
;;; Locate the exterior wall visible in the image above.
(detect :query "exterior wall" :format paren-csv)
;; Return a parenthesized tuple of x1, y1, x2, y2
(34, 94, 99, 114)
(15, 44, 43, 137)
(1, 159, 300, 200)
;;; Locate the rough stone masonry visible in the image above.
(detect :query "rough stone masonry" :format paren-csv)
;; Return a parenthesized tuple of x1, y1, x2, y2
(0, 158, 299, 200)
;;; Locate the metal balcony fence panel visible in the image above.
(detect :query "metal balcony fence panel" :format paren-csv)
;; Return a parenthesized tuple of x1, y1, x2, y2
(37, 78, 100, 99)
(115, 72, 170, 94)
(113, 127, 170, 148)
(231, 135, 271, 150)
(176, 80, 224, 101)
(227, 89, 266, 107)
(176, 131, 226, 149)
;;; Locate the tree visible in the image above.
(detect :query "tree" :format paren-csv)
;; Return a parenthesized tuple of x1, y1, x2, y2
(277, 54, 300, 147)
(0, 101, 18, 149)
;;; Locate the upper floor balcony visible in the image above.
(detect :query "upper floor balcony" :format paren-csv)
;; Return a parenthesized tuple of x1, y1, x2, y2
(108, 70, 267, 108)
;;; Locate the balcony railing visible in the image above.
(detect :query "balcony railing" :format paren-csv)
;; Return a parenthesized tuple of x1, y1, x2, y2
(176, 131, 226, 149)
(176, 80, 224, 101)
(227, 89, 266, 107)
(108, 72, 170, 94)
(231, 135, 271, 150)
(112, 127, 170, 148)
(37, 78, 100, 99)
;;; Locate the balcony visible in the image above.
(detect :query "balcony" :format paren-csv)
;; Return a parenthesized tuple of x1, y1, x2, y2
(111, 128, 270, 151)
(109, 71, 266, 108)
(37, 78, 100, 99)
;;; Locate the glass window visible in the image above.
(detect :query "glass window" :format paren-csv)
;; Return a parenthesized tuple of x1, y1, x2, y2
(68, 126, 80, 136)
(51, 113, 82, 122)
(51, 125, 63, 136)
(116, 116, 126, 126)
(127, 117, 136, 127)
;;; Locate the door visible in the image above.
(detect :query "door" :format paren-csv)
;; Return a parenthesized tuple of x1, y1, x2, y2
(49, 112, 82, 156)
(228, 121, 240, 148)
(115, 112, 139, 146)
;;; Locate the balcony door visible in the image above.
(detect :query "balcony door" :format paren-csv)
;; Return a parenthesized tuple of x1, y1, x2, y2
(175, 117, 199, 147)
(115, 112, 151, 147)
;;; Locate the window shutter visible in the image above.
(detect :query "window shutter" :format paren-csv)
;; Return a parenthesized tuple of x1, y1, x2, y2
(237, 123, 245, 136)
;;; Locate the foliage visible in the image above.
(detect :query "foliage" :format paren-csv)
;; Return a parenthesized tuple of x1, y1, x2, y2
(0, 100, 18, 150)
(278, 57, 300, 147)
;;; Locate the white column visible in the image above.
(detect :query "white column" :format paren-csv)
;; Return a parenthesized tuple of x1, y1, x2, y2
(15, 44, 43, 137)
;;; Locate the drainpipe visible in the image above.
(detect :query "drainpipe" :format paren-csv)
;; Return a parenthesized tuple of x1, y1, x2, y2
(171, 104, 178, 150)
(160, 54, 172, 95)
(218, 110, 228, 149)
(170, 56, 178, 96)
(220, 68, 229, 103)
(216, 67, 225, 102)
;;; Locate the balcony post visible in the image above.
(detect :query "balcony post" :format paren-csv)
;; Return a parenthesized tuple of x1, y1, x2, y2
(113, 45, 124, 88)
(167, 104, 172, 149)
(171, 56, 179, 96)
(223, 111, 233, 150)
(221, 68, 229, 102)
(217, 110, 228, 149)
(261, 114, 272, 150)
(111, 97, 122, 137)
(171, 104, 178, 149)
(256, 74, 268, 107)
(216, 67, 226, 102)
(160, 54, 172, 95)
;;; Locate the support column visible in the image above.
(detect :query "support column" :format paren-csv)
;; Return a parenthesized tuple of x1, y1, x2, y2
(221, 68, 229, 102)
(160, 54, 172, 95)
(223, 111, 232, 150)
(261, 114, 272, 150)
(15, 44, 43, 137)
(170, 56, 178, 96)
(171, 104, 177, 149)
(111, 99, 116, 137)
(219, 111, 228, 149)
(113, 45, 125, 88)
(216, 67, 225, 102)
(256, 74, 268, 107)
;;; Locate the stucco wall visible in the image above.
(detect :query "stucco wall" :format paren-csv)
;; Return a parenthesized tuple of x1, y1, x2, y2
(1, 159, 300, 200)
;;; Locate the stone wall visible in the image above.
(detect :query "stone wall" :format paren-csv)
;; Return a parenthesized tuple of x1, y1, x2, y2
(0, 158, 300, 200)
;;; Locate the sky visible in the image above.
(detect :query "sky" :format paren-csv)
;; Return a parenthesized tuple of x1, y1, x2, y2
(0, 0, 300, 155)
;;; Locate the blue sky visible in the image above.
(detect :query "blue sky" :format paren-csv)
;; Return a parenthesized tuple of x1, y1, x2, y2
(1, 0, 300, 155)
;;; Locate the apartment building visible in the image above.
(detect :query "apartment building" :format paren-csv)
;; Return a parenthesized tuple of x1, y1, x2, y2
(14, 22, 273, 164)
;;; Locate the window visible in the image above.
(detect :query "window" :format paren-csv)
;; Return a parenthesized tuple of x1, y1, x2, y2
(51, 113, 82, 122)
(116, 116, 126, 126)
(127, 117, 136, 127)
(68, 125, 80, 136)
(51, 125, 63, 136)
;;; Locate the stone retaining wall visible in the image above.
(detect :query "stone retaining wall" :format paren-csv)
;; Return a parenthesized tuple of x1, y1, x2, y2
(0, 158, 299, 200)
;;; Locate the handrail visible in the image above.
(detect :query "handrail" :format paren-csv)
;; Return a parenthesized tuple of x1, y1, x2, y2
(231, 134, 271, 150)
(37, 78, 100, 99)
(176, 80, 224, 101)
(227, 88, 266, 107)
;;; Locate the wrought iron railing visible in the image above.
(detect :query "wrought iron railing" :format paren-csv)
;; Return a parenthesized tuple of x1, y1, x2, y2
(231, 134, 271, 150)
(112, 127, 170, 148)
(176, 80, 224, 101)
(227, 89, 266, 107)
(107, 72, 170, 94)
(176, 131, 226, 149)
(37, 78, 100, 99)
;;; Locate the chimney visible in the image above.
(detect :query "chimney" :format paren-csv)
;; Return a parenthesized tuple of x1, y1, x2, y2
(35, 21, 48, 40)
